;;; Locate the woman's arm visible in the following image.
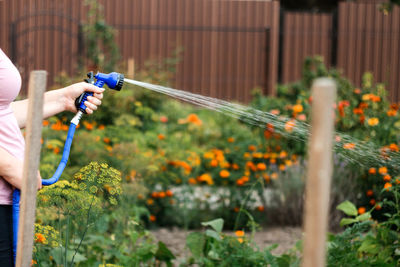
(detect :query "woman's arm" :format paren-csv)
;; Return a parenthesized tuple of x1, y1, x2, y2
(11, 82, 104, 128)
(0, 146, 41, 190)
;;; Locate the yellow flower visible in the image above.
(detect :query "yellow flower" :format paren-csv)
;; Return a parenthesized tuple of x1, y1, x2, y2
(292, 104, 303, 113)
(367, 117, 379, 126)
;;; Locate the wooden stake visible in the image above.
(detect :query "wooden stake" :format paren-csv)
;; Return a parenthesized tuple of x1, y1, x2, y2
(127, 58, 135, 79)
(302, 78, 336, 267)
(16, 71, 47, 267)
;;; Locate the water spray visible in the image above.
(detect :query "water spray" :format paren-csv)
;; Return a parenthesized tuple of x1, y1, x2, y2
(12, 71, 124, 263)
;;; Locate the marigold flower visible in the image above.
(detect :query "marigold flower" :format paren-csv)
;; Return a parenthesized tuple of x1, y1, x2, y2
(367, 117, 379, 126)
(160, 116, 168, 123)
(297, 114, 307, 121)
(375, 204, 382, 210)
(149, 215, 156, 222)
(187, 113, 202, 126)
(98, 125, 105, 130)
(35, 233, 46, 244)
(253, 152, 263, 158)
(256, 163, 267, 171)
(371, 95, 381, 102)
(103, 137, 111, 144)
(166, 190, 173, 197)
(257, 206, 265, 212)
(353, 108, 363, 115)
(159, 192, 166, 198)
(271, 173, 278, 179)
(235, 230, 245, 237)
(343, 143, 355, 150)
(232, 163, 239, 170)
(234, 207, 240, 212)
(279, 151, 288, 158)
(198, 173, 214, 185)
(237, 238, 244, 243)
(389, 143, 399, 152)
(157, 134, 165, 140)
(31, 259, 37, 266)
(292, 104, 303, 113)
(53, 147, 60, 154)
(378, 166, 388, 174)
(210, 159, 218, 167)
(270, 158, 276, 164)
(384, 182, 392, 191)
(187, 177, 196, 184)
(366, 190, 374, 197)
(358, 207, 366, 215)
(241, 176, 249, 182)
(146, 199, 154, 205)
(219, 170, 230, 178)
(387, 109, 397, 116)
(383, 175, 391, 182)
(227, 137, 235, 143)
(270, 109, 280, 115)
(236, 179, 244, 186)
(151, 192, 159, 198)
(368, 168, 376, 174)
(248, 145, 257, 151)
(284, 120, 296, 132)
(42, 120, 49, 126)
(369, 199, 376, 206)
(353, 88, 361, 94)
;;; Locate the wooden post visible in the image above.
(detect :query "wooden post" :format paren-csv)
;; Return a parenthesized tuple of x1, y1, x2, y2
(127, 58, 135, 79)
(302, 78, 336, 267)
(16, 71, 47, 267)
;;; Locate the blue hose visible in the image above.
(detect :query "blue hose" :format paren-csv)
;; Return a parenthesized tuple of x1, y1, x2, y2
(12, 123, 77, 263)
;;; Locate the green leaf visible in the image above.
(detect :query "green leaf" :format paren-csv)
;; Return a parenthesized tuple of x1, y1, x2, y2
(186, 232, 205, 259)
(356, 212, 371, 222)
(340, 218, 358, 227)
(201, 218, 224, 233)
(155, 241, 175, 262)
(358, 238, 379, 254)
(205, 229, 222, 241)
(337, 201, 358, 216)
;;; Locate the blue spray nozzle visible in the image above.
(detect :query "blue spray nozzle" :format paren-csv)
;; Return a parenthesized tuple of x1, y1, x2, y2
(75, 71, 125, 113)
(95, 72, 124, 91)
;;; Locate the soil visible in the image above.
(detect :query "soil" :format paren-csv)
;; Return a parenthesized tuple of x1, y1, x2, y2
(151, 226, 302, 264)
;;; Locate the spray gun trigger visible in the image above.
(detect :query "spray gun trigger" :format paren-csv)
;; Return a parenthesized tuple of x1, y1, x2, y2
(84, 71, 95, 84)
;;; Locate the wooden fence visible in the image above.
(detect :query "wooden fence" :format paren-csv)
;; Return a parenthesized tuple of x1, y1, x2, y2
(0, 0, 279, 102)
(1, 0, 400, 102)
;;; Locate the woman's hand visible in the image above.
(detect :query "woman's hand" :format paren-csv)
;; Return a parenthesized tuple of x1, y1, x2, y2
(62, 82, 105, 114)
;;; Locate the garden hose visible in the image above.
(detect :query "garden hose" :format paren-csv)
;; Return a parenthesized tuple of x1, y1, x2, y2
(11, 71, 124, 263)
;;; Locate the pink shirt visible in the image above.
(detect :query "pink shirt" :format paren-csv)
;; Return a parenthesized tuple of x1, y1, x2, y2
(0, 49, 25, 205)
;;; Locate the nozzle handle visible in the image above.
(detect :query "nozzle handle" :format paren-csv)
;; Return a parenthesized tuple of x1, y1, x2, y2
(75, 72, 105, 113)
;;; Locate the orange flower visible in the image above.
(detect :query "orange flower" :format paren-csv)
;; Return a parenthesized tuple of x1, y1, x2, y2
(358, 207, 366, 215)
(53, 147, 60, 154)
(384, 182, 392, 191)
(396, 177, 400, 185)
(42, 120, 49, 126)
(160, 116, 168, 123)
(241, 176, 249, 182)
(353, 88, 361, 94)
(387, 109, 397, 116)
(237, 238, 244, 243)
(375, 204, 382, 210)
(383, 175, 391, 182)
(159, 192, 166, 198)
(187, 114, 202, 126)
(343, 143, 355, 150)
(353, 108, 363, 115)
(389, 143, 399, 152)
(51, 121, 62, 131)
(98, 125, 105, 130)
(367, 117, 379, 126)
(284, 120, 296, 132)
(368, 168, 376, 174)
(83, 121, 94, 130)
(248, 145, 257, 151)
(166, 190, 173, 197)
(210, 159, 218, 167)
(227, 137, 235, 143)
(371, 95, 381, 102)
(151, 192, 159, 198)
(103, 137, 111, 143)
(198, 173, 214, 185)
(366, 190, 374, 197)
(146, 199, 154, 205)
(257, 206, 265, 212)
(31, 259, 37, 266)
(149, 215, 156, 222)
(234, 207, 240, 212)
(188, 178, 197, 184)
(232, 163, 239, 170)
(378, 167, 388, 174)
(219, 170, 230, 178)
(256, 163, 267, 171)
(271, 173, 278, 179)
(235, 230, 245, 237)
(369, 199, 376, 206)
(292, 104, 303, 114)
(158, 134, 165, 140)
(236, 179, 244, 186)
(279, 164, 286, 171)
(35, 233, 46, 244)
